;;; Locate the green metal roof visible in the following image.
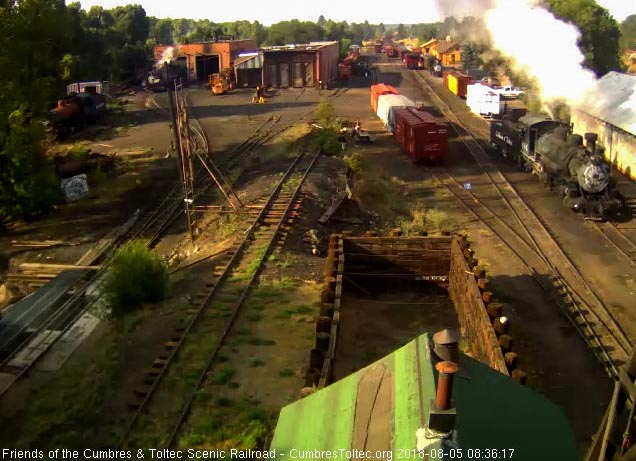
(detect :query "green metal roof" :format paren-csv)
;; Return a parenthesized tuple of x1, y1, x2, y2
(270, 333, 580, 461)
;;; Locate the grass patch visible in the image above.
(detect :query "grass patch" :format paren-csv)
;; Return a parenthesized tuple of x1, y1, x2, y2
(426, 208, 456, 233)
(279, 369, 294, 377)
(0, 331, 121, 448)
(249, 358, 266, 367)
(210, 366, 236, 385)
(397, 201, 456, 235)
(237, 337, 276, 346)
(274, 304, 314, 319)
(246, 313, 263, 322)
(271, 277, 297, 290)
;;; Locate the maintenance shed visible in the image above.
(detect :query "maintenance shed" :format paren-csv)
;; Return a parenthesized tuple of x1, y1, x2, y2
(571, 72, 636, 180)
(154, 39, 257, 83)
(270, 332, 580, 460)
(262, 41, 339, 88)
(233, 52, 263, 88)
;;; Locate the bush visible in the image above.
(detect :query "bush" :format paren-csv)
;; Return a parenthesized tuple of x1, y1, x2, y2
(311, 128, 340, 156)
(344, 151, 364, 175)
(315, 97, 336, 128)
(103, 240, 169, 316)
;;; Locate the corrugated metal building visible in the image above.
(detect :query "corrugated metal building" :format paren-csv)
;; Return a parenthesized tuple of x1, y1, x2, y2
(270, 332, 580, 460)
(234, 52, 263, 88)
(262, 41, 339, 88)
(571, 72, 636, 180)
(154, 39, 257, 82)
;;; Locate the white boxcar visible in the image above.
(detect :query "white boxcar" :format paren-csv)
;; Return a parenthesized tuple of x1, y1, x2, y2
(466, 83, 501, 117)
(376, 94, 415, 132)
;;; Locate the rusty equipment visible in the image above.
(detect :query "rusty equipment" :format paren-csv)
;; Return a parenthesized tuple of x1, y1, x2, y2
(209, 68, 234, 96)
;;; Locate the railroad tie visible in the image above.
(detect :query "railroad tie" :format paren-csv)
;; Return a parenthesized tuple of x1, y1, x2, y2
(133, 388, 149, 398)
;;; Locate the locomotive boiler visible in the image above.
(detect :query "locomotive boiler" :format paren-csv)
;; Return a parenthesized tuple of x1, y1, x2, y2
(490, 113, 624, 220)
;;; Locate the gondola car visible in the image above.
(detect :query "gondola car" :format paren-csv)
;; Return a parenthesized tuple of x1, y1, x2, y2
(490, 113, 624, 220)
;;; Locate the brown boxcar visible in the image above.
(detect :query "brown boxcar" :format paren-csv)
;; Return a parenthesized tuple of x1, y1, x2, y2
(394, 108, 449, 162)
(370, 84, 399, 113)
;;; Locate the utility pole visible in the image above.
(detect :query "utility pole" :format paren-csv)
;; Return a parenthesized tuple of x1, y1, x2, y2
(165, 63, 182, 174)
(165, 64, 195, 241)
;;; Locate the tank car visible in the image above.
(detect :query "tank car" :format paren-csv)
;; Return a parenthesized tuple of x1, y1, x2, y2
(490, 113, 624, 220)
(46, 92, 107, 139)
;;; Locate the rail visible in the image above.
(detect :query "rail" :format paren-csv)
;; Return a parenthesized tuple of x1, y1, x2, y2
(408, 68, 634, 377)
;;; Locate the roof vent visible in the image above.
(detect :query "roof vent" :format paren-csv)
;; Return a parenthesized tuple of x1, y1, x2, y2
(416, 360, 459, 452)
(432, 328, 460, 363)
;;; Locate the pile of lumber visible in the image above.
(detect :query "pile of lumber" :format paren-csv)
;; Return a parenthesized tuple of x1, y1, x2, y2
(6, 263, 101, 288)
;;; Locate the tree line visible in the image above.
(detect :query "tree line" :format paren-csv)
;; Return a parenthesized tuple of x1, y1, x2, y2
(0, 0, 630, 221)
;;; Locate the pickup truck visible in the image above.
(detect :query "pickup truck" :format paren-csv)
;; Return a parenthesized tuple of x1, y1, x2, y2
(498, 86, 524, 99)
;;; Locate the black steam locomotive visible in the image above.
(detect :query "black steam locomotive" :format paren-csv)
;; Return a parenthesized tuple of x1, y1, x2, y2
(490, 113, 624, 220)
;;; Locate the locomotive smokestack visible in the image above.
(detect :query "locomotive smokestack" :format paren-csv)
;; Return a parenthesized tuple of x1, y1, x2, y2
(584, 132, 598, 155)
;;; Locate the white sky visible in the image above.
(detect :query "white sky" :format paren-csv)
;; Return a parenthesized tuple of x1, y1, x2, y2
(75, 0, 634, 24)
(594, 0, 635, 21)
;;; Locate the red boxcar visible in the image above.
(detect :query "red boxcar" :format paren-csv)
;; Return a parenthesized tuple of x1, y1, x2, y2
(404, 53, 420, 69)
(384, 45, 398, 58)
(370, 83, 398, 113)
(394, 108, 449, 162)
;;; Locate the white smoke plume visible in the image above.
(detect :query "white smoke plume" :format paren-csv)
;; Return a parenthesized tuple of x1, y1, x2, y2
(155, 46, 176, 69)
(434, 0, 495, 21)
(483, 0, 597, 109)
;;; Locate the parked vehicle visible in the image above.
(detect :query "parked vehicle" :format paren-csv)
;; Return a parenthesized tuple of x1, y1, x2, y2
(498, 86, 525, 99)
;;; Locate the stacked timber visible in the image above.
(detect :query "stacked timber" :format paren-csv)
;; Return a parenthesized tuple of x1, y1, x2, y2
(6, 263, 101, 288)
(449, 235, 526, 384)
(303, 234, 344, 394)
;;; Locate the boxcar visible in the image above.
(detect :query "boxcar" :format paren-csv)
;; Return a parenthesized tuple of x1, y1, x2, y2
(394, 108, 449, 162)
(377, 94, 415, 132)
(370, 84, 398, 113)
(446, 71, 472, 98)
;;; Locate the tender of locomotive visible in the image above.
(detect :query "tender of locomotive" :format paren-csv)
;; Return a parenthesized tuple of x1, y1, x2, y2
(490, 113, 625, 220)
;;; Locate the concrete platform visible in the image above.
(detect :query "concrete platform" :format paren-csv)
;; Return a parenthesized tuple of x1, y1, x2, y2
(37, 312, 100, 371)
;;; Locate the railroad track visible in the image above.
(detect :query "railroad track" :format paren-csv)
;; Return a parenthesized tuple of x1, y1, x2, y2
(0, 90, 270, 397)
(120, 148, 320, 449)
(593, 221, 636, 265)
(0, 79, 346, 400)
(409, 69, 634, 378)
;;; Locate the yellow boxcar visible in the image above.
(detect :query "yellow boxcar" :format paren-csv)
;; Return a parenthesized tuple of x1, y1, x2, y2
(447, 73, 459, 96)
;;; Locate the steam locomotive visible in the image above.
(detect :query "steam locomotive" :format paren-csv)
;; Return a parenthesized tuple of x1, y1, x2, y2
(490, 113, 625, 220)
(46, 92, 107, 139)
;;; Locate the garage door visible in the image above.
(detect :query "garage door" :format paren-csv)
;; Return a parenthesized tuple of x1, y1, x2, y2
(267, 64, 277, 87)
(304, 62, 313, 87)
(292, 63, 304, 88)
(279, 63, 289, 88)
